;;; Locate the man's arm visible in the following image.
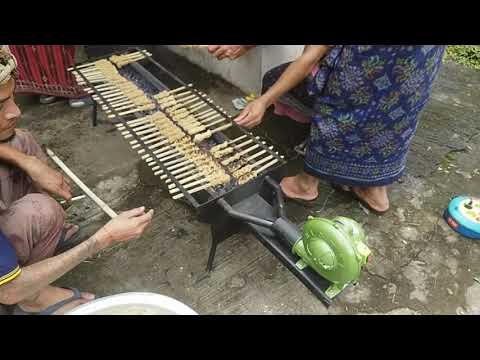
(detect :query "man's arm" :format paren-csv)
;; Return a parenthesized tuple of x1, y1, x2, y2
(0, 143, 30, 168)
(0, 207, 153, 305)
(0, 143, 72, 200)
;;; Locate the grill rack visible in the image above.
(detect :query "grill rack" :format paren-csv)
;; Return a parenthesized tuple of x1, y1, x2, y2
(69, 47, 287, 215)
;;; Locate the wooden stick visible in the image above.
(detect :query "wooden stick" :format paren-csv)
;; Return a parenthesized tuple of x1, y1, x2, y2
(105, 100, 153, 114)
(124, 114, 159, 126)
(158, 93, 198, 108)
(135, 135, 169, 149)
(185, 118, 229, 136)
(131, 131, 164, 143)
(167, 99, 205, 113)
(254, 158, 279, 174)
(108, 104, 156, 118)
(164, 168, 199, 184)
(180, 113, 222, 126)
(68, 59, 109, 71)
(246, 146, 274, 161)
(209, 135, 248, 153)
(221, 143, 264, 166)
(171, 183, 210, 200)
(162, 96, 204, 111)
(123, 127, 159, 138)
(155, 85, 191, 99)
(46, 148, 117, 219)
(67, 51, 151, 71)
(139, 139, 171, 155)
(157, 163, 195, 177)
(172, 107, 214, 122)
(169, 177, 210, 194)
(211, 138, 255, 158)
(155, 91, 193, 104)
(193, 123, 232, 143)
(112, 51, 151, 59)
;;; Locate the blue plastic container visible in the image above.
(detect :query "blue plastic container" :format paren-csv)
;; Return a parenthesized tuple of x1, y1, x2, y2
(444, 196, 480, 240)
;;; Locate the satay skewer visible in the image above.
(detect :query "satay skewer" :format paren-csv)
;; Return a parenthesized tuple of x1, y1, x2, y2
(193, 123, 233, 143)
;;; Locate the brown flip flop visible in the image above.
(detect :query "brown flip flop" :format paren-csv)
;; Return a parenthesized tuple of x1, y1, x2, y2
(330, 183, 389, 216)
(281, 189, 319, 208)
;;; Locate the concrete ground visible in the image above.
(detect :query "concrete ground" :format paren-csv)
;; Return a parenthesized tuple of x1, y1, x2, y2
(14, 47, 480, 315)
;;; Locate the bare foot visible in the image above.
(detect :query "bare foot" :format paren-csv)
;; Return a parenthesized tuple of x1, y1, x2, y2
(17, 285, 95, 315)
(280, 173, 319, 201)
(64, 224, 80, 241)
(352, 186, 390, 213)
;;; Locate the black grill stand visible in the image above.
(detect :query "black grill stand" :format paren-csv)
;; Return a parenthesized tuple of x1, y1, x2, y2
(207, 176, 334, 307)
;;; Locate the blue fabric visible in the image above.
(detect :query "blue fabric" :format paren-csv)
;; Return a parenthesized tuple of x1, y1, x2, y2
(303, 45, 446, 186)
(0, 229, 20, 286)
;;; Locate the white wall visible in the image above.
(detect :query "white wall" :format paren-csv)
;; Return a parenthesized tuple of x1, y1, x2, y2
(163, 45, 304, 95)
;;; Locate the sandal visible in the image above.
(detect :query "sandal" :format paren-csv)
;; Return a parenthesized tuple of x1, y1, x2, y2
(12, 287, 93, 315)
(280, 188, 319, 208)
(55, 225, 83, 254)
(69, 97, 94, 108)
(330, 183, 389, 216)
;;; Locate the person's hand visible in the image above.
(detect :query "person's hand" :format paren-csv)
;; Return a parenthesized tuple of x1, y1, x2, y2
(23, 155, 72, 201)
(93, 207, 154, 251)
(234, 98, 268, 129)
(207, 45, 254, 60)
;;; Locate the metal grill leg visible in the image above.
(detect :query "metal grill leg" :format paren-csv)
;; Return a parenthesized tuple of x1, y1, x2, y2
(206, 229, 218, 272)
(206, 219, 242, 272)
(92, 99, 98, 127)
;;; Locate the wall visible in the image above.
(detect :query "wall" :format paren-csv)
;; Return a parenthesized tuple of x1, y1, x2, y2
(163, 45, 304, 94)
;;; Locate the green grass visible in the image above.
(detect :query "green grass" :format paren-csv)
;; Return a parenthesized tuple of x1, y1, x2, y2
(445, 45, 480, 70)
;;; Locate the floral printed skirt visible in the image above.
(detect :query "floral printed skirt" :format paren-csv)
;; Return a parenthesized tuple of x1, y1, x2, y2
(262, 45, 445, 187)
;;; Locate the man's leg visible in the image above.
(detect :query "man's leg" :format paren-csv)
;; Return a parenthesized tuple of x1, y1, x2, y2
(0, 193, 93, 313)
(0, 193, 64, 265)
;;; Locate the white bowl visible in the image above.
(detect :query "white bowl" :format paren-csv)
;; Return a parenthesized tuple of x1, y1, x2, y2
(65, 292, 198, 315)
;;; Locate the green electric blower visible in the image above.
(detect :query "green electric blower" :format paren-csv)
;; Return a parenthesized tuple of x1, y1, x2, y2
(293, 216, 371, 297)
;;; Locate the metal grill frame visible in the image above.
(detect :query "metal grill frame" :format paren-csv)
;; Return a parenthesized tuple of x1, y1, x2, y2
(71, 46, 288, 216)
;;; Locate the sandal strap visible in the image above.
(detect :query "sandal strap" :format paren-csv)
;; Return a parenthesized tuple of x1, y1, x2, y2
(37, 287, 82, 315)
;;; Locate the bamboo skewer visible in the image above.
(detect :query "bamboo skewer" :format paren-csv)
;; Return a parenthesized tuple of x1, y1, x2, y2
(155, 91, 194, 105)
(211, 138, 257, 158)
(221, 143, 265, 166)
(193, 123, 233, 143)
(158, 94, 199, 109)
(155, 85, 192, 99)
(46, 148, 117, 219)
(68, 51, 151, 72)
(209, 135, 248, 153)
(108, 103, 156, 118)
(105, 99, 154, 114)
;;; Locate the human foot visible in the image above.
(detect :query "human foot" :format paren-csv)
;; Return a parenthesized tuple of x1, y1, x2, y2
(64, 223, 80, 241)
(352, 186, 390, 213)
(15, 285, 95, 315)
(55, 224, 82, 255)
(280, 173, 319, 202)
(332, 184, 390, 214)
